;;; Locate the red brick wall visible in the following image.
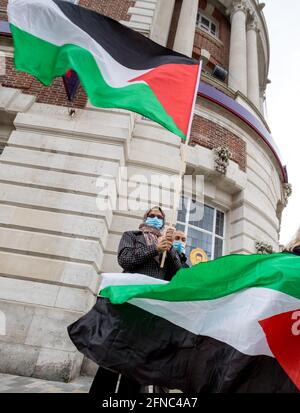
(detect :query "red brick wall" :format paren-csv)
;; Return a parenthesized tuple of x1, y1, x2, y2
(0, 1, 7, 10)
(79, 0, 134, 21)
(199, 0, 208, 9)
(193, 30, 224, 65)
(0, 0, 134, 108)
(0, 0, 134, 21)
(1, 57, 87, 108)
(190, 115, 246, 171)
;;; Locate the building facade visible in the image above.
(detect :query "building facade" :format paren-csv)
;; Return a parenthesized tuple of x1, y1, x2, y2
(0, 0, 292, 381)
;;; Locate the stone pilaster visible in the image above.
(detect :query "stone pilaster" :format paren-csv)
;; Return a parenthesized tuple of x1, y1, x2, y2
(150, 0, 176, 46)
(228, 0, 248, 95)
(173, 0, 198, 57)
(247, 16, 260, 108)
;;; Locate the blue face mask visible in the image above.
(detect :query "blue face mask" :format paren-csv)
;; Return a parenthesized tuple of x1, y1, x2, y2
(172, 240, 186, 254)
(145, 217, 163, 230)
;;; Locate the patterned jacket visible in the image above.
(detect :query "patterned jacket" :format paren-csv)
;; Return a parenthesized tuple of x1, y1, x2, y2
(118, 231, 183, 281)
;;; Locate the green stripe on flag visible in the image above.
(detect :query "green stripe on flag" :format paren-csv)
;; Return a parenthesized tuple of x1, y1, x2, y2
(100, 253, 300, 303)
(11, 24, 185, 139)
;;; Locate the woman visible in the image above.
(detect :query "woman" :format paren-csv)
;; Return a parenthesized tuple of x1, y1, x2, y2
(284, 227, 300, 256)
(118, 206, 182, 280)
(89, 206, 182, 396)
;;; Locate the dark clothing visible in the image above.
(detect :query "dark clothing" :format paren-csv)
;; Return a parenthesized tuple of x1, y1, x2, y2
(178, 252, 190, 268)
(284, 245, 300, 256)
(292, 245, 300, 256)
(118, 230, 182, 280)
(90, 229, 182, 396)
(89, 367, 141, 396)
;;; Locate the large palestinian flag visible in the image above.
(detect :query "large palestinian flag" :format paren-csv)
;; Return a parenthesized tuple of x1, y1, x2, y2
(8, 0, 201, 139)
(68, 253, 300, 393)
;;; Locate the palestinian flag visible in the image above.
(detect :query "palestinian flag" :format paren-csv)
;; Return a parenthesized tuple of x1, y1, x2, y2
(8, 0, 201, 139)
(68, 253, 300, 393)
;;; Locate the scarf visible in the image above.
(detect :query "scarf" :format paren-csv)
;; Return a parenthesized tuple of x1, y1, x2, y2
(139, 223, 162, 246)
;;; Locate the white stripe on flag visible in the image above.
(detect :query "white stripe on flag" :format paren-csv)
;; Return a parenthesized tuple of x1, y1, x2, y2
(8, 0, 150, 87)
(98, 273, 300, 357)
(100, 272, 167, 291)
(129, 288, 300, 357)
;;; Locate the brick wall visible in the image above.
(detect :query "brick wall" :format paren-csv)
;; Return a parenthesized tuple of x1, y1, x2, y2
(1, 57, 88, 108)
(0, 0, 134, 22)
(0, 0, 134, 108)
(194, 30, 224, 66)
(190, 115, 247, 171)
(0, 0, 7, 11)
(79, 0, 134, 22)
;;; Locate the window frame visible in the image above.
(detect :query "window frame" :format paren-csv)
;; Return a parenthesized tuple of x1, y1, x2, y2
(196, 11, 219, 39)
(177, 197, 226, 260)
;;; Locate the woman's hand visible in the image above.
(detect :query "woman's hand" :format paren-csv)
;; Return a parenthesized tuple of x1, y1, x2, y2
(165, 227, 176, 242)
(157, 237, 172, 253)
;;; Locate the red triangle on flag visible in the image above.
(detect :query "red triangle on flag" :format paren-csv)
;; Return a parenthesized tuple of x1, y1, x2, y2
(130, 63, 199, 137)
(259, 309, 300, 391)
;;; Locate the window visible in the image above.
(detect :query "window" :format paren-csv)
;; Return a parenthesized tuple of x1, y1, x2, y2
(176, 197, 225, 264)
(196, 12, 219, 37)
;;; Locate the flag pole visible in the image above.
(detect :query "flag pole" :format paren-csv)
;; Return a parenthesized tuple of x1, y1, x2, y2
(160, 60, 202, 268)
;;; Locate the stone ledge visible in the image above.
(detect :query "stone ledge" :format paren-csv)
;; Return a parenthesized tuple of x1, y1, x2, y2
(128, 6, 154, 17)
(185, 144, 247, 194)
(14, 109, 131, 143)
(120, 20, 150, 33)
(135, 1, 156, 10)
(0, 87, 35, 113)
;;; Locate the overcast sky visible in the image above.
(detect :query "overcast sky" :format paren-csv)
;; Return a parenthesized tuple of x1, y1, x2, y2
(262, 0, 300, 245)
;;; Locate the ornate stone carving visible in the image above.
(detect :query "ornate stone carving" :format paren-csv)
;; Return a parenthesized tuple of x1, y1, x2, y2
(255, 241, 274, 254)
(247, 14, 259, 32)
(230, 0, 249, 17)
(214, 146, 232, 175)
(283, 183, 292, 206)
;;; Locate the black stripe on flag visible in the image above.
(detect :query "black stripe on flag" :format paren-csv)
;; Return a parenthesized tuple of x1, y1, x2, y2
(68, 298, 298, 393)
(53, 0, 198, 70)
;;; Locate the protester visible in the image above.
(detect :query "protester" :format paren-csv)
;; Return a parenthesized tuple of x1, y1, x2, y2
(118, 206, 183, 279)
(89, 206, 183, 396)
(172, 230, 189, 268)
(284, 227, 300, 256)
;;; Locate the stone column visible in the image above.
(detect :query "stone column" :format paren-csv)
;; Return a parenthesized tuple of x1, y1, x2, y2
(150, 0, 176, 47)
(228, 0, 248, 95)
(247, 17, 260, 108)
(173, 0, 198, 57)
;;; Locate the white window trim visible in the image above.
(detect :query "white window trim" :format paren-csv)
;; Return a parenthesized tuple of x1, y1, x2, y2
(177, 197, 226, 260)
(197, 12, 219, 39)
